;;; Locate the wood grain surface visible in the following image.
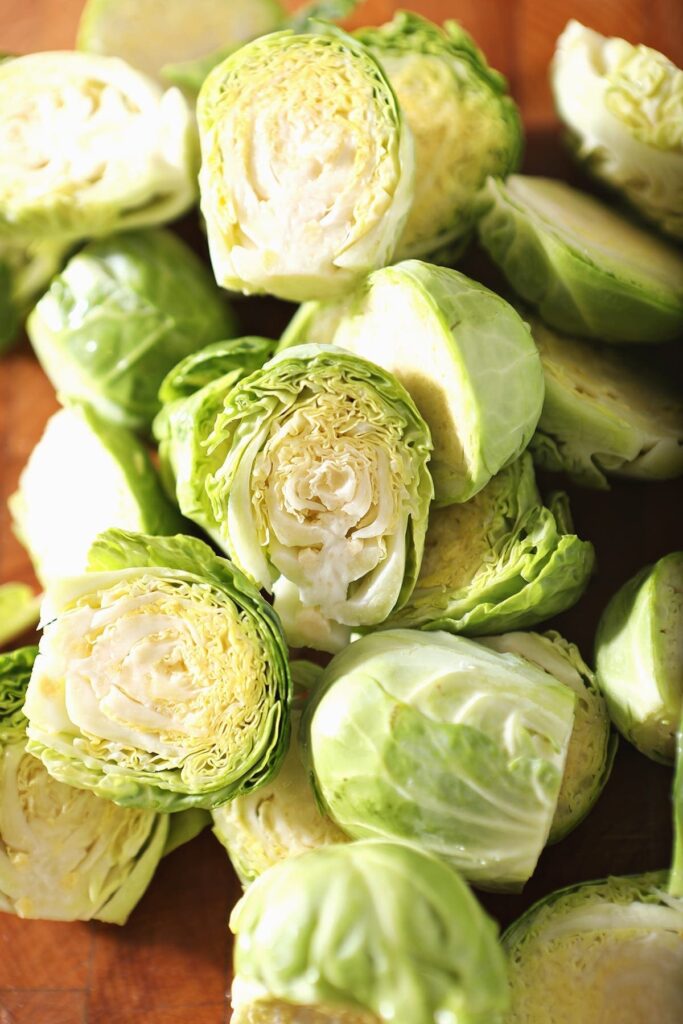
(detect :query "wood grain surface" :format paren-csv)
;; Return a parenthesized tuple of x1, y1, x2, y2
(1, 2, 682, 1022)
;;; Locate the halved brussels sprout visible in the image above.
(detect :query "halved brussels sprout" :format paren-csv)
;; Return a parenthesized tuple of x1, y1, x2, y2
(303, 630, 577, 891)
(212, 660, 347, 885)
(384, 452, 594, 635)
(156, 344, 433, 630)
(552, 21, 683, 241)
(10, 404, 183, 585)
(0, 52, 196, 242)
(355, 12, 521, 260)
(279, 261, 544, 504)
(28, 230, 236, 432)
(162, 2, 361, 95)
(230, 840, 509, 1024)
(504, 872, 683, 1023)
(477, 175, 683, 343)
(158, 337, 276, 405)
(0, 237, 70, 353)
(24, 529, 291, 811)
(197, 27, 415, 301)
(482, 630, 615, 842)
(0, 646, 166, 923)
(529, 316, 683, 488)
(78, 0, 285, 82)
(0, 585, 40, 648)
(595, 552, 683, 764)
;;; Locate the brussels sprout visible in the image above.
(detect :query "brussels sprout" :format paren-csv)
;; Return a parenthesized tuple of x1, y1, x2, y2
(477, 175, 683, 343)
(10, 405, 183, 585)
(0, 646, 166, 923)
(0, 237, 70, 353)
(24, 529, 291, 811)
(552, 21, 683, 241)
(504, 872, 683, 1023)
(0, 585, 40, 648)
(303, 630, 576, 890)
(158, 337, 276, 405)
(156, 344, 433, 630)
(162, 1, 360, 94)
(529, 316, 683, 488)
(279, 261, 544, 505)
(672, 719, 683, 897)
(28, 230, 236, 432)
(212, 660, 347, 885)
(595, 552, 683, 764)
(0, 52, 196, 242)
(230, 840, 509, 1024)
(78, 0, 285, 82)
(355, 12, 521, 261)
(481, 631, 615, 842)
(384, 452, 594, 635)
(197, 27, 415, 302)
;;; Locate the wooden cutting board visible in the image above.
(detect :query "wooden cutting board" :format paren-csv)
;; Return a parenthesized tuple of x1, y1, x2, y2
(0, 2, 682, 1022)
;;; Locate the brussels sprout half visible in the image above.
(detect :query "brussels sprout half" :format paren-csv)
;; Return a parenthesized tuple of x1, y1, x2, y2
(24, 530, 291, 811)
(0, 585, 40, 649)
(383, 452, 594, 636)
(477, 175, 683, 343)
(356, 12, 522, 261)
(595, 552, 683, 764)
(279, 261, 544, 505)
(230, 840, 509, 1024)
(197, 27, 415, 301)
(0, 52, 196, 242)
(10, 404, 183, 586)
(482, 630, 616, 842)
(0, 646, 168, 923)
(212, 660, 347, 886)
(156, 344, 433, 631)
(78, 0, 285, 83)
(303, 630, 576, 891)
(28, 230, 236, 432)
(552, 20, 683, 241)
(504, 872, 683, 1024)
(529, 316, 683, 488)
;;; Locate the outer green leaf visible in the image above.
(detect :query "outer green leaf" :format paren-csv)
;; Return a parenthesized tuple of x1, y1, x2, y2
(24, 529, 291, 811)
(482, 630, 616, 842)
(230, 840, 509, 1024)
(157, 344, 433, 631)
(552, 21, 683, 240)
(0, 645, 168, 923)
(28, 230, 236, 432)
(355, 11, 522, 260)
(384, 453, 594, 635)
(0, 237, 70, 354)
(303, 630, 576, 891)
(197, 27, 414, 301)
(78, 0, 285, 82)
(0, 52, 196, 242)
(595, 552, 683, 763)
(0, 585, 40, 649)
(279, 261, 544, 505)
(158, 337, 275, 405)
(477, 175, 683, 343)
(528, 316, 683, 488)
(10, 404, 183, 585)
(504, 872, 683, 1023)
